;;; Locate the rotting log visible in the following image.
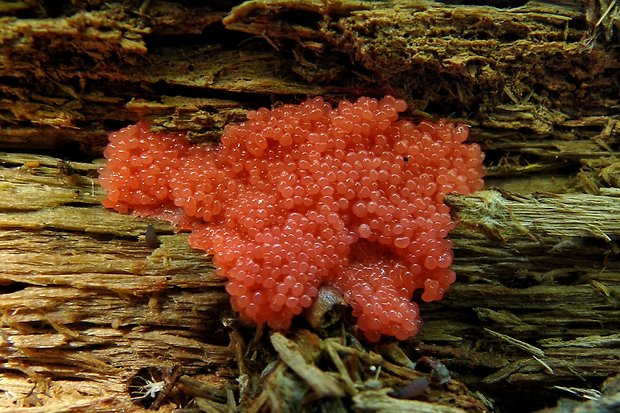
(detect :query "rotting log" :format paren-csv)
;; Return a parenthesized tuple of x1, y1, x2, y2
(0, 1, 619, 412)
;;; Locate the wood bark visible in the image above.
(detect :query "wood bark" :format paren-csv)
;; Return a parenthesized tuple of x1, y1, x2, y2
(0, 1, 619, 412)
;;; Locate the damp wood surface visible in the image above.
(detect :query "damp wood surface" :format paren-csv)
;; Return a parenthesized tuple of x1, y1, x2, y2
(0, 1, 619, 412)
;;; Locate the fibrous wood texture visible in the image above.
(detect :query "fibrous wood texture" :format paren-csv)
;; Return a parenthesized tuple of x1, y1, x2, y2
(0, 1, 619, 412)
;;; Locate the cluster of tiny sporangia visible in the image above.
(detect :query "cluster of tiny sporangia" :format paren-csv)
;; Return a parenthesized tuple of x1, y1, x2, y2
(100, 95, 485, 341)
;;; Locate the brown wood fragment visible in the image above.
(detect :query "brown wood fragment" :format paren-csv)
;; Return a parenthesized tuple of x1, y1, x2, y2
(270, 332, 346, 398)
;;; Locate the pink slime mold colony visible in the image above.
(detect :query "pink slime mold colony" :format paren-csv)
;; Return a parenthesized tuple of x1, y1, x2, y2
(99, 96, 485, 342)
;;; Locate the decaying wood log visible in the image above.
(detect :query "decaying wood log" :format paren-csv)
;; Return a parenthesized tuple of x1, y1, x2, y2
(0, 1, 619, 412)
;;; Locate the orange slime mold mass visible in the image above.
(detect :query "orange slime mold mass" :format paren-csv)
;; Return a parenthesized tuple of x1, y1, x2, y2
(99, 96, 485, 341)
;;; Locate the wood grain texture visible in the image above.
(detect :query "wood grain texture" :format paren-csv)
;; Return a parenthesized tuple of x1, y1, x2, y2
(0, 0, 619, 412)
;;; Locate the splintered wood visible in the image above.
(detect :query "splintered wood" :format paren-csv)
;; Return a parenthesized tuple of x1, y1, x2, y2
(1, 0, 619, 412)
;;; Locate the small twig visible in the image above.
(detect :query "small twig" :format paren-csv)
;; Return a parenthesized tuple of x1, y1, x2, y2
(484, 328, 545, 358)
(553, 386, 602, 401)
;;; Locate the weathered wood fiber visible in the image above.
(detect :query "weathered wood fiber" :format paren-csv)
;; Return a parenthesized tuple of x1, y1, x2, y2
(0, 1, 619, 412)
